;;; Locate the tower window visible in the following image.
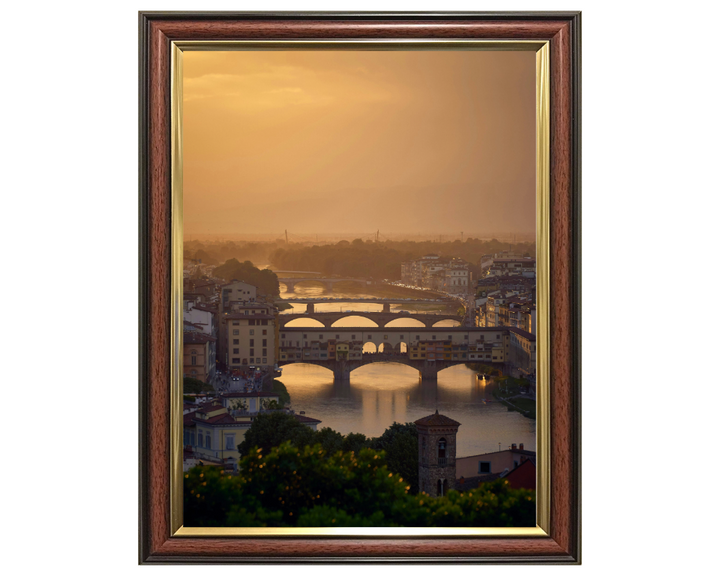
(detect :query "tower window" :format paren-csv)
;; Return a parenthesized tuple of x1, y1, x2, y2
(438, 438, 447, 466)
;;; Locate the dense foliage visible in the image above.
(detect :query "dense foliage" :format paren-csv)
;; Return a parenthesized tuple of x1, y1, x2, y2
(236, 412, 371, 460)
(236, 413, 419, 489)
(211, 259, 280, 297)
(184, 442, 535, 527)
(270, 379, 291, 407)
(368, 422, 419, 494)
(183, 376, 214, 394)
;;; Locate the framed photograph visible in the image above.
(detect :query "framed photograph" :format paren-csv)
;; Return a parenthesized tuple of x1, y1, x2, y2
(139, 11, 580, 563)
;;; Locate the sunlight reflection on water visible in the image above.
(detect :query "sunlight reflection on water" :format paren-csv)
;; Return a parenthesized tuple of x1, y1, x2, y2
(275, 285, 535, 457)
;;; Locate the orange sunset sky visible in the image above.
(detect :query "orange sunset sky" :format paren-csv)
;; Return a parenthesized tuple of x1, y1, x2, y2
(183, 49, 536, 237)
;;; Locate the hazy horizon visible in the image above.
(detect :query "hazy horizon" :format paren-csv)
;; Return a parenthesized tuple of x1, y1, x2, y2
(183, 50, 536, 236)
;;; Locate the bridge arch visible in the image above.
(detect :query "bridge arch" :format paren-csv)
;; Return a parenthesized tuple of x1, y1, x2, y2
(276, 361, 334, 377)
(395, 341, 408, 354)
(349, 360, 421, 376)
(330, 314, 381, 328)
(362, 342, 377, 354)
(280, 279, 328, 290)
(385, 317, 428, 328)
(283, 318, 325, 328)
(431, 319, 462, 327)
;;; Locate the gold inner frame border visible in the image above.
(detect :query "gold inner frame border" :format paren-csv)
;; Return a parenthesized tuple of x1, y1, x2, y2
(169, 39, 550, 538)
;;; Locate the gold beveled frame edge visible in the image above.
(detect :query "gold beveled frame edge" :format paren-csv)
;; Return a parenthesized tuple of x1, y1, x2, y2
(169, 39, 551, 538)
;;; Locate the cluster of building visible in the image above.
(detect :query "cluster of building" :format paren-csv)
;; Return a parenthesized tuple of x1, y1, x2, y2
(279, 338, 512, 365)
(479, 250, 536, 277)
(182, 392, 321, 472)
(401, 254, 471, 294)
(475, 253, 537, 342)
(183, 277, 282, 385)
(279, 340, 364, 362)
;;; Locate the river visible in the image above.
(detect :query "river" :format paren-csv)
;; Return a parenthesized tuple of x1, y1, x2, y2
(277, 283, 536, 458)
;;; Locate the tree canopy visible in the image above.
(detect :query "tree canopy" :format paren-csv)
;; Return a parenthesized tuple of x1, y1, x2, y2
(268, 238, 536, 281)
(183, 376, 214, 395)
(211, 259, 280, 297)
(237, 411, 316, 458)
(184, 442, 535, 528)
(236, 413, 419, 491)
(369, 422, 419, 494)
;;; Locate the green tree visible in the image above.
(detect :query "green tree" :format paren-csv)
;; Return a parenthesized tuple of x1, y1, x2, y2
(183, 376, 214, 395)
(270, 379, 291, 407)
(315, 427, 344, 454)
(212, 259, 280, 297)
(236, 412, 316, 457)
(370, 422, 419, 494)
(184, 443, 536, 527)
(342, 432, 371, 454)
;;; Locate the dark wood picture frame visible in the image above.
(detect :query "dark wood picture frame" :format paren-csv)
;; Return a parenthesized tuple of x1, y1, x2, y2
(139, 11, 581, 564)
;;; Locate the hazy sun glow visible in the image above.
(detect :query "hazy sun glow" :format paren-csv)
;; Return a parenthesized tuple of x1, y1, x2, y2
(183, 50, 536, 237)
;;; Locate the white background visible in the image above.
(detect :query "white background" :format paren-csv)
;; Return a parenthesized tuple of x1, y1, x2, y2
(2, 0, 718, 574)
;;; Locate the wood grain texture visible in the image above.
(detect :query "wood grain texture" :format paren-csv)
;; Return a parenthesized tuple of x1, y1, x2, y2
(154, 19, 568, 40)
(139, 12, 580, 564)
(146, 19, 171, 558)
(549, 22, 575, 556)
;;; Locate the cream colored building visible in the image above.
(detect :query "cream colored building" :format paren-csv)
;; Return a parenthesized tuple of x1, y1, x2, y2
(456, 444, 535, 479)
(222, 302, 277, 369)
(220, 280, 257, 312)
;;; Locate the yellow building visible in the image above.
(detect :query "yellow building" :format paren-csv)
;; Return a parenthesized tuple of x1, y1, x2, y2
(335, 342, 349, 360)
(222, 302, 277, 369)
(409, 342, 428, 360)
(183, 403, 251, 470)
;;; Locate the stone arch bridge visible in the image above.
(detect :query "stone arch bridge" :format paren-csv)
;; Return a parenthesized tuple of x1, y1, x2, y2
(278, 326, 515, 383)
(277, 353, 469, 383)
(279, 310, 463, 329)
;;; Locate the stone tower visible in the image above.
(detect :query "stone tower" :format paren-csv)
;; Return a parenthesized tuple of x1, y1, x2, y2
(414, 410, 461, 497)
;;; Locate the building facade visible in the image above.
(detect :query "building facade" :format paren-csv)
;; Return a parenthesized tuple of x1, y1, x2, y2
(220, 280, 257, 313)
(400, 255, 471, 294)
(183, 331, 217, 382)
(221, 301, 278, 369)
(455, 444, 535, 479)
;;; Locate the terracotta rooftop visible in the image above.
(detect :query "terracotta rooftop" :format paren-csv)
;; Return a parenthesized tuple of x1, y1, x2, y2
(293, 414, 322, 424)
(195, 412, 238, 425)
(183, 331, 217, 344)
(195, 403, 225, 415)
(414, 410, 461, 427)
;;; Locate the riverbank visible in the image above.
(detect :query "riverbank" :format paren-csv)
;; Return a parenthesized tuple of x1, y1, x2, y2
(464, 365, 536, 420)
(492, 377, 536, 420)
